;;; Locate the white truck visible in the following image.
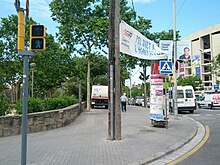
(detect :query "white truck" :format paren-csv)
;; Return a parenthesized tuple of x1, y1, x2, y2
(91, 85, 108, 109)
(198, 93, 220, 109)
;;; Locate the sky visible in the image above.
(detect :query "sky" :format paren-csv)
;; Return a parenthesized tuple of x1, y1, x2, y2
(1, 0, 220, 85)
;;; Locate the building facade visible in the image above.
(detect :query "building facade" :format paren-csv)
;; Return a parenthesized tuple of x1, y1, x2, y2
(181, 24, 220, 90)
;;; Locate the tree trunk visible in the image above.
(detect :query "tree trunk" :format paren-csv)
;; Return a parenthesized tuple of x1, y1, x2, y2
(86, 51, 91, 111)
(16, 81, 21, 101)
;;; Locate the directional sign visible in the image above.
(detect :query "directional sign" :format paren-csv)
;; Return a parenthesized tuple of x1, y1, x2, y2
(159, 61, 173, 74)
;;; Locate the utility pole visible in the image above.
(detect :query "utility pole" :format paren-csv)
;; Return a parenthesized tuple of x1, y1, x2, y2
(173, 0, 178, 119)
(108, 0, 121, 140)
(143, 64, 147, 107)
(114, 0, 121, 140)
(108, 0, 115, 140)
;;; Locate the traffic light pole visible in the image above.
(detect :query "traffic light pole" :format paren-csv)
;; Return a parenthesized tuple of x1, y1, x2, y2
(19, 51, 34, 165)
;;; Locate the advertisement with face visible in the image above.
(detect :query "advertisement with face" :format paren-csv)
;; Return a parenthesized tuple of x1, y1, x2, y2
(177, 41, 191, 60)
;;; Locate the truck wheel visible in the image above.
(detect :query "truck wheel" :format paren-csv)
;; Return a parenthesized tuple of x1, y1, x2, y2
(208, 104, 213, 109)
(105, 105, 108, 109)
(91, 105, 95, 109)
(189, 110, 194, 114)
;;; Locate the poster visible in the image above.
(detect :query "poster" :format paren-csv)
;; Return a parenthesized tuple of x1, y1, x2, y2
(192, 54, 201, 77)
(177, 41, 191, 60)
(179, 63, 185, 77)
(150, 74, 164, 120)
(159, 40, 173, 60)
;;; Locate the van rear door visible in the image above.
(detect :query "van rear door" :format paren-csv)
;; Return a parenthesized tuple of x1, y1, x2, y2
(177, 89, 185, 107)
(185, 89, 195, 107)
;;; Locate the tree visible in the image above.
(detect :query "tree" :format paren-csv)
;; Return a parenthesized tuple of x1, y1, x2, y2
(0, 15, 37, 101)
(30, 34, 72, 98)
(211, 53, 220, 84)
(49, 0, 138, 110)
(177, 76, 202, 90)
(153, 30, 181, 43)
(0, 15, 74, 100)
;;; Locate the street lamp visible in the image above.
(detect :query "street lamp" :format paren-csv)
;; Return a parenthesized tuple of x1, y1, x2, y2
(30, 63, 36, 97)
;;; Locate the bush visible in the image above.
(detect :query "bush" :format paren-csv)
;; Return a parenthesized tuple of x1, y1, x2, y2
(0, 94, 9, 116)
(16, 96, 77, 114)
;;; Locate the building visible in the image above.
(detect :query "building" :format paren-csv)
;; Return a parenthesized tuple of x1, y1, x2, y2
(181, 24, 220, 91)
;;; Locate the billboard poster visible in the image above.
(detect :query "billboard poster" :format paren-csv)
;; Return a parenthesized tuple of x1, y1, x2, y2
(120, 20, 167, 60)
(150, 74, 164, 120)
(177, 41, 191, 61)
(192, 54, 201, 77)
(179, 63, 185, 77)
(159, 40, 173, 60)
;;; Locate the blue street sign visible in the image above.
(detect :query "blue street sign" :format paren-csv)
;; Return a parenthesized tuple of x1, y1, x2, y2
(160, 61, 173, 75)
(214, 84, 219, 90)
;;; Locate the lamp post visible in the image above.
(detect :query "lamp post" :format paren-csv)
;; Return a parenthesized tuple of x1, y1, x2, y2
(30, 63, 36, 97)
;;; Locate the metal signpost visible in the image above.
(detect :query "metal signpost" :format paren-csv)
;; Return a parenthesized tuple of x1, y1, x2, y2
(160, 60, 173, 128)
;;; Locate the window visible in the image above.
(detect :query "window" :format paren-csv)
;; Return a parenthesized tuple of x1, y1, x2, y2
(185, 89, 193, 98)
(177, 90, 184, 98)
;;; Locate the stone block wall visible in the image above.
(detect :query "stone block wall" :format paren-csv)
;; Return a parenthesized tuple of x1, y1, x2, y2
(0, 103, 86, 137)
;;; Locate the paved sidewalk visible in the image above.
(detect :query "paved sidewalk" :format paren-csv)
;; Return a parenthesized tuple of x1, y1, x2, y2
(0, 106, 202, 165)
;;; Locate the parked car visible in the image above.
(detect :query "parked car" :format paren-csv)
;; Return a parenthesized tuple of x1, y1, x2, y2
(141, 98, 150, 107)
(128, 98, 135, 105)
(135, 96, 144, 106)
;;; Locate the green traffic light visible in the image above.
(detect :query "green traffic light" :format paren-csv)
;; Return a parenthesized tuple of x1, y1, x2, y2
(31, 38, 44, 50)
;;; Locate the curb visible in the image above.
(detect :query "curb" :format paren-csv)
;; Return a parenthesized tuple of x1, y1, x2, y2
(130, 116, 205, 165)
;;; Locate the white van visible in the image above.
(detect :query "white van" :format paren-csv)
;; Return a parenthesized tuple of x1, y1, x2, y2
(198, 93, 220, 109)
(170, 86, 196, 113)
(91, 85, 108, 109)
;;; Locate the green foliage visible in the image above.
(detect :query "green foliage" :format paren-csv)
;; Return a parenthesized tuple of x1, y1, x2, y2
(0, 15, 37, 91)
(177, 76, 202, 90)
(16, 96, 77, 114)
(0, 93, 9, 116)
(130, 82, 150, 98)
(93, 75, 108, 85)
(31, 34, 72, 97)
(211, 53, 220, 79)
(153, 30, 181, 43)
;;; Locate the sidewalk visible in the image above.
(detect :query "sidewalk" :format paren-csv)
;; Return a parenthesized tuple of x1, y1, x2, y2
(0, 105, 201, 165)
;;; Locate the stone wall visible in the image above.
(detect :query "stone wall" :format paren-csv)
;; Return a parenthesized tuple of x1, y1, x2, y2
(0, 103, 86, 137)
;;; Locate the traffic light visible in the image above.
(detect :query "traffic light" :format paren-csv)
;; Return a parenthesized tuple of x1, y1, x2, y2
(30, 25, 46, 51)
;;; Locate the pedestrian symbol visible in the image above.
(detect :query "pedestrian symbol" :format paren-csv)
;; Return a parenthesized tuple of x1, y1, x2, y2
(35, 40, 42, 48)
(161, 62, 171, 71)
(159, 61, 173, 74)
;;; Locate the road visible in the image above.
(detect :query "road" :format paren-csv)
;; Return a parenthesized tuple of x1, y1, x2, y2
(177, 107, 220, 165)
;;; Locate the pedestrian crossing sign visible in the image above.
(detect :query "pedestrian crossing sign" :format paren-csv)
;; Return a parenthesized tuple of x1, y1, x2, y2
(159, 61, 172, 74)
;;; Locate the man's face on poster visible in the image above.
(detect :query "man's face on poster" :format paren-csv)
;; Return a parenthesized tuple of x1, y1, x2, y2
(184, 48, 190, 57)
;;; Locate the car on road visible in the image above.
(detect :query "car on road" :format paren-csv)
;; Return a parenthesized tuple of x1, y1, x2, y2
(135, 96, 144, 106)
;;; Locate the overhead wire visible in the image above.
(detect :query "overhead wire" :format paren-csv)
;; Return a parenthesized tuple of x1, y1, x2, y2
(166, 0, 187, 31)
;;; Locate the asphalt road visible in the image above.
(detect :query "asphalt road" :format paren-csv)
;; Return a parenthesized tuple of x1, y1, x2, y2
(177, 107, 220, 165)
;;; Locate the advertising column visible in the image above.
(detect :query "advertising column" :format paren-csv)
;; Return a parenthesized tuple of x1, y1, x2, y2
(150, 74, 165, 120)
